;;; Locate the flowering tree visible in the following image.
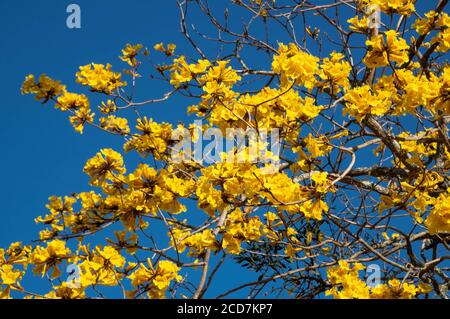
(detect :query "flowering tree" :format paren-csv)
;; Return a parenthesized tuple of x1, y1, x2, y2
(1, 0, 449, 299)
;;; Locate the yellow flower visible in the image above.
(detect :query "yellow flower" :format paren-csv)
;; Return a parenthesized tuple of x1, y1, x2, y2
(170, 56, 192, 87)
(124, 117, 173, 159)
(299, 198, 328, 220)
(326, 261, 370, 299)
(327, 261, 429, 299)
(30, 240, 71, 278)
(189, 59, 211, 74)
(128, 259, 181, 298)
(107, 230, 138, 255)
(56, 92, 89, 111)
(433, 22, 450, 53)
(413, 11, 440, 35)
(120, 43, 143, 67)
(45, 282, 85, 299)
(95, 246, 126, 268)
(69, 107, 95, 134)
(5, 242, 31, 265)
(361, 0, 415, 16)
(34, 196, 76, 231)
(0, 264, 23, 286)
(304, 134, 331, 158)
(199, 60, 241, 87)
(74, 245, 126, 287)
(220, 209, 264, 254)
(318, 52, 351, 93)
(55, 92, 94, 133)
(154, 42, 176, 56)
(344, 85, 391, 120)
(83, 148, 126, 185)
(100, 115, 130, 134)
(76, 63, 126, 93)
(182, 229, 219, 255)
(311, 171, 333, 193)
(425, 192, 450, 235)
(153, 260, 182, 290)
(370, 279, 418, 299)
(99, 100, 117, 114)
(21, 74, 66, 102)
(347, 16, 369, 33)
(169, 56, 214, 88)
(272, 43, 319, 89)
(364, 30, 409, 68)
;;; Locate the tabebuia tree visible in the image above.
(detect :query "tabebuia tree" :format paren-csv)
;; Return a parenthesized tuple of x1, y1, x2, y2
(1, 0, 449, 299)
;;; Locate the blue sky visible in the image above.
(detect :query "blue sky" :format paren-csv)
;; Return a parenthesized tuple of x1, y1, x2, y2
(0, 0, 444, 299)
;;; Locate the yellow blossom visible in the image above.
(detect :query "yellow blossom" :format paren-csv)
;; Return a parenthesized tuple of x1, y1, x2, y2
(364, 30, 409, 68)
(120, 43, 143, 67)
(76, 63, 126, 93)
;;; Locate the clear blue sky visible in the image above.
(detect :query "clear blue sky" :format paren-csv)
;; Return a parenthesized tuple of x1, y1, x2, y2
(0, 0, 440, 298)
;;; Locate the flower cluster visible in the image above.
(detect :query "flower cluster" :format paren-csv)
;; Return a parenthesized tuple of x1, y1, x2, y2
(272, 43, 319, 89)
(128, 259, 182, 299)
(326, 261, 431, 299)
(21, 74, 66, 102)
(76, 63, 126, 93)
(364, 30, 409, 68)
(120, 43, 143, 67)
